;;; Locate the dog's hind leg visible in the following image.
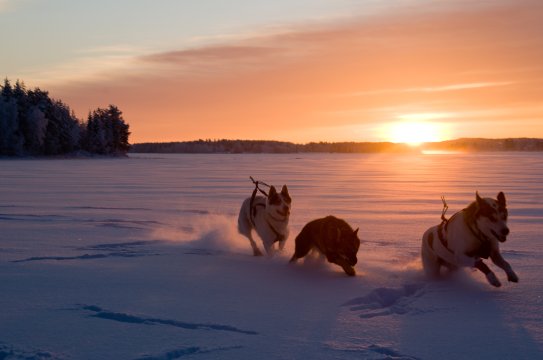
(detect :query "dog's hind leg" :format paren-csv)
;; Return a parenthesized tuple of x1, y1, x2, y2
(421, 231, 442, 279)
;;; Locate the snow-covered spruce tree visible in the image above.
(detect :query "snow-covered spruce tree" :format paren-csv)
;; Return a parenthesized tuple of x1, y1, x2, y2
(42, 100, 81, 155)
(1, 78, 130, 156)
(0, 79, 23, 155)
(1, 79, 83, 156)
(83, 105, 130, 155)
(24, 88, 52, 154)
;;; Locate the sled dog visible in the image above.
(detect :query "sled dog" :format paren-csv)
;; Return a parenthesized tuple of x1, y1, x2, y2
(421, 192, 518, 287)
(238, 185, 291, 256)
(289, 216, 360, 276)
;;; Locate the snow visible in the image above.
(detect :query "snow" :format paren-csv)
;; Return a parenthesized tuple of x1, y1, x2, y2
(1, 153, 542, 359)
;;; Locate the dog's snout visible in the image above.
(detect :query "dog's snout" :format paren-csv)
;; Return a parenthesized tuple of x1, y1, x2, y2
(501, 227, 510, 236)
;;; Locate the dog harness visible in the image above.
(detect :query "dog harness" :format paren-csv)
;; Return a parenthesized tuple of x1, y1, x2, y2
(434, 196, 456, 260)
(433, 197, 492, 264)
(248, 177, 285, 244)
(249, 177, 270, 227)
(249, 203, 285, 244)
(266, 219, 286, 244)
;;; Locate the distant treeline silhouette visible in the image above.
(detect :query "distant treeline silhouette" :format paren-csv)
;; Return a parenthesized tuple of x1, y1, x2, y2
(131, 138, 543, 154)
(425, 138, 543, 152)
(130, 140, 416, 154)
(0, 78, 130, 156)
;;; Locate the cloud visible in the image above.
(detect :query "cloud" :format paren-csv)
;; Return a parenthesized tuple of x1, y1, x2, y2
(48, 0, 543, 142)
(340, 81, 516, 97)
(0, 0, 34, 13)
(138, 44, 283, 77)
(403, 82, 516, 93)
(0, 0, 11, 12)
(24, 45, 147, 86)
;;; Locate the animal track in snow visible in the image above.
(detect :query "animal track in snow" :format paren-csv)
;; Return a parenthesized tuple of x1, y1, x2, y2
(77, 240, 159, 252)
(365, 344, 420, 359)
(12, 241, 160, 263)
(343, 283, 426, 319)
(79, 305, 258, 335)
(134, 345, 242, 360)
(0, 342, 58, 360)
(325, 343, 421, 360)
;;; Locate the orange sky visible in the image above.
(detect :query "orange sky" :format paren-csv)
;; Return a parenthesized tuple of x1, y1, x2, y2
(46, 0, 543, 143)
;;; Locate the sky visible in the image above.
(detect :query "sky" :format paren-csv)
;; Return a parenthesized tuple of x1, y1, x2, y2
(1, 0, 542, 144)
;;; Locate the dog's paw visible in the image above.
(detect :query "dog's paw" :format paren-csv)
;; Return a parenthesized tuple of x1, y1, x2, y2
(342, 265, 356, 277)
(253, 249, 264, 256)
(507, 271, 519, 283)
(486, 272, 502, 287)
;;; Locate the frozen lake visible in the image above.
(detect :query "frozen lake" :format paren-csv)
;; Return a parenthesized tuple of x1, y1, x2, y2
(1, 152, 542, 359)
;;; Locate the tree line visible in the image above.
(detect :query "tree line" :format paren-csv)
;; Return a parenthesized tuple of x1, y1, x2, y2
(130, 139, 416, 154)
(0, 79, 130, 156)
(131, 138, 543, 154)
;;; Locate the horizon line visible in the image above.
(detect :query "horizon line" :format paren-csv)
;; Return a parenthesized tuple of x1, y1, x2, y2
(131, 137, 543, 146)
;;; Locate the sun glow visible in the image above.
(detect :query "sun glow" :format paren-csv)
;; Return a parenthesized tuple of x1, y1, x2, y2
(386, 120, 445, 146)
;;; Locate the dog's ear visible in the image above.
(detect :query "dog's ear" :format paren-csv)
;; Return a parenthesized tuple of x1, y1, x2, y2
(268, 185, 277, 198)
(476, 191, 484, 206)
(475, 191, 485, 212)
(497, 191, 506, 207)
(281, 185, 289, 196)
(281, 185, 291, 203)
(353, 228, 359, 236)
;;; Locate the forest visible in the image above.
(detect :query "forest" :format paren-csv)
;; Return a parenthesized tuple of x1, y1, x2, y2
(130, 138, 543, 154)
(130, 139, 416, 154)
(0, 79, 130, 156)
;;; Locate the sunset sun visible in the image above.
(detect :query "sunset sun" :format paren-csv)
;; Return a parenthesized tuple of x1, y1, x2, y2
(385, 116, 447, 146)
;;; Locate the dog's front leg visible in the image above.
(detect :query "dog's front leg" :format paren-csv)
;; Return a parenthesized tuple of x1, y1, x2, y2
(490, 251, 519, 283)
(246, 233, 263, 256)
(263, 240, 277, 257)
(474, 259, 501, 287)
(326, 253, 355, 276)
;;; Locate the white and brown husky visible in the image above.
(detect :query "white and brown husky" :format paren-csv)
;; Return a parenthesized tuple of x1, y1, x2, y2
(238, 184, 291, 256)
(421, 192, 518, 287)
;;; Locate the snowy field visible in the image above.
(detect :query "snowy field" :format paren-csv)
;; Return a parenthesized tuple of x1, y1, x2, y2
(1, 152, 542, 359)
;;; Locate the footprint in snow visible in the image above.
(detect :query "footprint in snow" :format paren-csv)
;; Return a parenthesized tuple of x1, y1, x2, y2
(343, 283, 426, 319)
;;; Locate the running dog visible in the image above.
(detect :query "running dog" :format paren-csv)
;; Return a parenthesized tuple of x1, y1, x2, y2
(289, 215, 360, 276)
(238, 184, 291, 256)
(421, 192, 518, 287)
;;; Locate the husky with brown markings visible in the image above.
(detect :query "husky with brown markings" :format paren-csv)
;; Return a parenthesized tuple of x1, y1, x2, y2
(289, 216, 360, 276)
(421, 192, 519, 287)
(238, 185, 291, 256)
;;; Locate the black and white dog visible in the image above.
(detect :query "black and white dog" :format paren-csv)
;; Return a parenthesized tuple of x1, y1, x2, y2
(421, 192, 519, 287)
(238, 185, 291, 256)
